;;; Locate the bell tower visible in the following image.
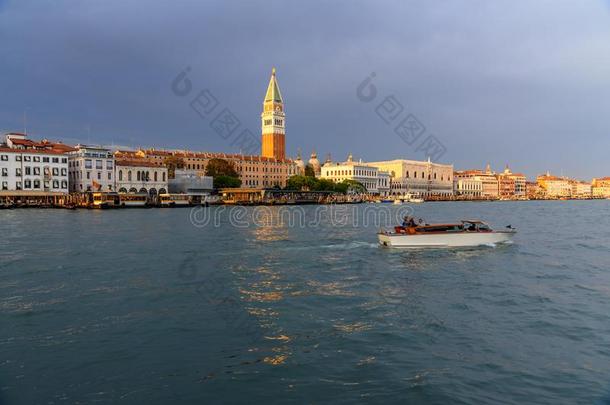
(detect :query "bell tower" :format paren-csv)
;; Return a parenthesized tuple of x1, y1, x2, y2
(261, 67, 286, 160)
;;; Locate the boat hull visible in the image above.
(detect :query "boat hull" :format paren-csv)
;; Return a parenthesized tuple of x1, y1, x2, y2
(122, 201, 147, 207)
(378, 231, 515, 248)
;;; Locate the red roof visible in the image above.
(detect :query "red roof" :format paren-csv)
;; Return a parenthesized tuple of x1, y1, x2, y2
(0, 147, 67, 156)
(115, 159, 164, 168)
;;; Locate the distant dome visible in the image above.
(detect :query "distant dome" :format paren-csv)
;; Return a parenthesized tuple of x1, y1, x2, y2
(294, 151, 305, 174)
(308, 151, 321, 175)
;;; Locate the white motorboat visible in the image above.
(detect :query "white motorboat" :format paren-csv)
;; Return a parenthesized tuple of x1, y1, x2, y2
(378, 220, 516, 248)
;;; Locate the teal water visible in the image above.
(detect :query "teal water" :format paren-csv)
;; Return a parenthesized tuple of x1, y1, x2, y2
(1, 201, 610, 404)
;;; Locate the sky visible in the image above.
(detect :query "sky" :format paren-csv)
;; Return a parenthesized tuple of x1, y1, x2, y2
(1, 0, 609, 179)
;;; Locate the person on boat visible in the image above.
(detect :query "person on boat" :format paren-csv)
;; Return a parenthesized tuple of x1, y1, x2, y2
(402, 216, 417, 228)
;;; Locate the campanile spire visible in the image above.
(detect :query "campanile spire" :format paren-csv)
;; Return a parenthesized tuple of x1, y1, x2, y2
(261, 67, 286, 160)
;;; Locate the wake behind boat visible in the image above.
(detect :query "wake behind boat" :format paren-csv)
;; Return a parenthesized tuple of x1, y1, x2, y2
(378, 218, 516, 248)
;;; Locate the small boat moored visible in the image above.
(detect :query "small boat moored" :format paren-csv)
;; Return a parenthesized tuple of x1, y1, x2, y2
(378, 219, 516, 248)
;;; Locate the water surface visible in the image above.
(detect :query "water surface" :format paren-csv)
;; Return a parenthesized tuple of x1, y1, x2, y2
(1, 201, 610, 404)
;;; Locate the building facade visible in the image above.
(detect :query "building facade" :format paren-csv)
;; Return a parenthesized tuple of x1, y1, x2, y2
(496, 166, 527, 199)
(0, 133, 69, 193)
(377, 171, 391, 196)
(592, 178, 610, 198)
(453, 166, 504, 199)
(136, 149, 298, 189)
(320, 154, 386, 194)
(68, 145, 115, 192)
(526, 181, 543, 199)
(571, 181, 592, 198)
(537, 173, 572, 198)
(367, 158, 454, 197)
(453, 172, 483, 197)
(115, 159, 168, 195)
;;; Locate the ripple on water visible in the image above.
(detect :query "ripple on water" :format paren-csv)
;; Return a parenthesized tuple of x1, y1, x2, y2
(1, 203, 610, 404)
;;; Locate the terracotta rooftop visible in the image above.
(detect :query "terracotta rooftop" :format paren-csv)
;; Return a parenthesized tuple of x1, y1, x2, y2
(0, 147, 68, 156)
(115, 159, 164, 168)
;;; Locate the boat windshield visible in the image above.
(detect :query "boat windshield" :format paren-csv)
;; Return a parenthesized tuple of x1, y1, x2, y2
(417, 224, 462, 233)
(462, 221, 492, 232)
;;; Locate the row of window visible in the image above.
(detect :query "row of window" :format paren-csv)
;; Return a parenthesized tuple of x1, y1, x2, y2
(325, 169, 377, 177)
(182, 163, 294, 172)
(117, 170, 166, 182)
(81, 152, 112, 158)
(263, 119, 284, 126)
(4, 167, 68, 177)
(69, 159, 113, 169)
(0, 154, 67, 163)
(70, 171, 112, 181)
(84, 159, 113, 170)
(1, 180, 68, 190)
(404, 171, 450, 181)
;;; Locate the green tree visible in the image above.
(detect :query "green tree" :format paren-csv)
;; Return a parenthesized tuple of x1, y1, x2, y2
(205, 158, 241, 189)
(314, 178, 337, 192)
(341, 179, 366, 194)
(304, 165, 316, 177)
(163, 156, 185, 179)
(286, 175, 316, 191)
(214, 175, 242, 189)
(205, 158, 239, 177)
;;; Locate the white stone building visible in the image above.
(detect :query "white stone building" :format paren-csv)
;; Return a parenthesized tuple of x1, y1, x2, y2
(320, 154, 389, 194)
(0, 133, 69, 193)
(115, 160, 168, 196)
(367, 158, 454, 197)
(537, 173, 572, 198)
(571, 181, 592, 198)
(68, 145, 115, 192)
(453, 174, 483, 197)
(377, 171, 391, 196)
(592, 178, 610, 198)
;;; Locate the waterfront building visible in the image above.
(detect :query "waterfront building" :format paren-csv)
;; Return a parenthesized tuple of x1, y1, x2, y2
(453, 166, 499, 198)
(377, 171, 391, 196)
(536, 172, 572, 198)
(592, 177, 610, 198)
(261, 67, 286, 161)
(136, 149, 298, 188)
(497, 166, 526, 199)
(453, 172, 483, 198)
(68, 145, 115, 192)
(571, 181, 592, 198)
(115, 159, 168, 196)
(367, 158, 453, 197)
(0, 133, 70, 193)
(320, 154, 388, 194)
(526, 181, 542, 199)
(168, 170, 213, 195)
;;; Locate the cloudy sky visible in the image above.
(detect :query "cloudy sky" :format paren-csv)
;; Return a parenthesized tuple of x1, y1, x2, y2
(1, 0, 609, 178)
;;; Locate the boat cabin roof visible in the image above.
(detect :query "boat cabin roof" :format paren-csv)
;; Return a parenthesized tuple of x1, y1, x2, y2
(461, 220, 487, 224)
